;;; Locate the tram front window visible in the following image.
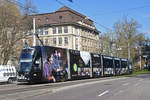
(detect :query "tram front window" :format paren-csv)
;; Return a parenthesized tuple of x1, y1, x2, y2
(18, 48, 34, 72)
(18, 62, 32, 72)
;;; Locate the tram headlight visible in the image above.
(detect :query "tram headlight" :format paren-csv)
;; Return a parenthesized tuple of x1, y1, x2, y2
(33, 73, 37, 76)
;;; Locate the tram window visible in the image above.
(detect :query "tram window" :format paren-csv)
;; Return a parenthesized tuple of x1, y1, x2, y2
(34, 50, 42, 69)
(104, 59, 113, 68)
(115, 60, 120, 68)
(122, 61, 127, 68)
(92, 55, 101, 67)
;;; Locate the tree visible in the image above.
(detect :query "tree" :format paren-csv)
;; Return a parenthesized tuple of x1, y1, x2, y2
(99, 33, 111, 55)
(0, 0, 32, 65)
(113, 17, 142, 60)
(112, 17, 149, 70)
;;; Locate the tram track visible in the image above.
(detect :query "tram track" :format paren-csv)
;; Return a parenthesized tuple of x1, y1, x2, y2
(0, 77, 118, 95)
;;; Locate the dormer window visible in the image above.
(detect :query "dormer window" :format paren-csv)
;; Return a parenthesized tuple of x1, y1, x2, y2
(59, 16, 62, 20)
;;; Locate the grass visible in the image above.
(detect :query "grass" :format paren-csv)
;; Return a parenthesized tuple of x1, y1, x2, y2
(120, 69, 150, 77)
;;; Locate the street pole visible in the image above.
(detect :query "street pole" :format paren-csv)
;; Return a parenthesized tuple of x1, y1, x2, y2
(110, 41, 113, 56)
(139, 46, 142, 70)
(110, 31, 113, 56)
(33, 18, 36, 46)
(128, 41, 130, 60)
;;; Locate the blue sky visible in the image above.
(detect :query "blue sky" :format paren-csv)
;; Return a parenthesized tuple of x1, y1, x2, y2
(20, 0, 150, 38)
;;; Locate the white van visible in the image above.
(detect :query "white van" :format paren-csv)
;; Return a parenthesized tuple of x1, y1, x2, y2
(0, 65, 17, 83)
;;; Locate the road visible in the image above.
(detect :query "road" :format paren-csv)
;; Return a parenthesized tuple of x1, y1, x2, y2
(25, 74, 150, 100)
(0, 77, 118, 100)
(0, 74, 150, 100)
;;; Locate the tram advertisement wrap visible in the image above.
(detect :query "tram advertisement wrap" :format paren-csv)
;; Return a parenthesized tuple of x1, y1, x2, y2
(91, 53, 102, 77)
(43, 46, 67, 81)
(69, 50, 91, 78)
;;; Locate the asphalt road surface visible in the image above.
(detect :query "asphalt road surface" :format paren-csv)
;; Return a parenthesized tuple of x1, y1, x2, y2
(25, 74, 150, 100)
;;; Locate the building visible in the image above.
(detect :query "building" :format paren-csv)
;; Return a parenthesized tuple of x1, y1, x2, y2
(26, 6, 100, 53)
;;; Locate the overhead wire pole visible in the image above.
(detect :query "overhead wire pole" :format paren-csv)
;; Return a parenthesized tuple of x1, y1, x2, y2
(139, 46, 142, 70)
(33, 18, 36, 46)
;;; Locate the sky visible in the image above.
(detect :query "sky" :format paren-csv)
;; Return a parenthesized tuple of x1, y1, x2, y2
(20, 0, 150, 38)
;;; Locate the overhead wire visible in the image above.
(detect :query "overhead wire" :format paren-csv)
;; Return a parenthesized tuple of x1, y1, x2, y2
(94, 5, 150, 16)
(8, 0, 150, 33)
(55, 0, 66, 6)
(54, 0, 113, 31)
(55, 0, 150, 32)
(7, 0, 38, 14)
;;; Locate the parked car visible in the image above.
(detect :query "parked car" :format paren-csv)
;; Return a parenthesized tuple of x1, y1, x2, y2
(0, 65, 17, 83)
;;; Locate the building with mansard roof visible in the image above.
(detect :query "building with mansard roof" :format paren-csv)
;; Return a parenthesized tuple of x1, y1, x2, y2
(26, 6, 100, 53)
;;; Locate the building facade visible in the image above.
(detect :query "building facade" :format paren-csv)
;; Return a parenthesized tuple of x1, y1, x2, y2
(26, 6, 100, 53)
